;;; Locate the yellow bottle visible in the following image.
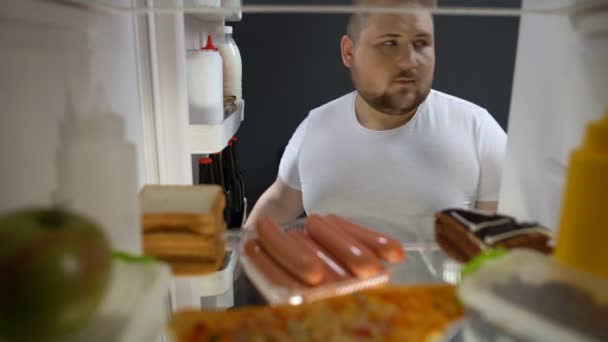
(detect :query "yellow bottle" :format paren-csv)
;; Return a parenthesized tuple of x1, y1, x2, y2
(555, 113, 608, 279)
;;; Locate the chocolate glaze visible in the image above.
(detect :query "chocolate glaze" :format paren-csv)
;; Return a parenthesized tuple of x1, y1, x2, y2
(447, 209, 551, 244)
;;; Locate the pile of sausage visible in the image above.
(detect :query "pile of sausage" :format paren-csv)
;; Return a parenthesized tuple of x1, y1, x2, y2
(244, 214, 405, 289)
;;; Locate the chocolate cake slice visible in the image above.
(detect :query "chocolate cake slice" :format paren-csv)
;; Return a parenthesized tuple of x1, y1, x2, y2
(435, 209, 553, 263)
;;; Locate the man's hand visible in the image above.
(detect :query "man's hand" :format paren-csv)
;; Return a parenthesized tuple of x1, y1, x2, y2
(243, 178, 304, 230)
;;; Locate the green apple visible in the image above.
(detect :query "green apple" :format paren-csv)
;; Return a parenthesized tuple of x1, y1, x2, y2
(0, 208, 112, 341)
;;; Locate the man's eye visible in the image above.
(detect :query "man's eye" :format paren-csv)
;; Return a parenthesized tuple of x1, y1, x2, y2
(413, 40, 429, 49)
(382, 40, 398, 47)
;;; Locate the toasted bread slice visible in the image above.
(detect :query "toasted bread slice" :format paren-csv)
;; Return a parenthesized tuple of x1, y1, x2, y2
(143, 232, 224, 261)
(140, 185, 225, 235)
(142, 214, 226, 236)
(168, 242, 226, 276)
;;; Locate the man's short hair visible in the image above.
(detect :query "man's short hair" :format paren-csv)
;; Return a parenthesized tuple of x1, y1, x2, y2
(346, 0, 437, 41)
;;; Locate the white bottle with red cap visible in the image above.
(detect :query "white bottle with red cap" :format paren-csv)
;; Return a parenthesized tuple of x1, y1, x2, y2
(55, 86, 141, 255)
(187, 35, 224, 125)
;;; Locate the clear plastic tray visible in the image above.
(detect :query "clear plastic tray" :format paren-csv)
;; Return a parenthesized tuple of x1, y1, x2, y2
(239, 220, 391, 305)
(233, 226, 464, 341)
(390, 242, 462, 285)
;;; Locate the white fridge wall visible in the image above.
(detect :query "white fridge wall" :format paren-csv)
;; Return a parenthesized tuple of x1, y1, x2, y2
(498, 0, 608, 229)
(0, 2, 90, 211)
(0, 0, 147, 212)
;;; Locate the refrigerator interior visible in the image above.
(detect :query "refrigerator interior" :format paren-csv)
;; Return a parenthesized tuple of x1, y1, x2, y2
(0, 0, 606, 339)
(1, 0, 606, 222)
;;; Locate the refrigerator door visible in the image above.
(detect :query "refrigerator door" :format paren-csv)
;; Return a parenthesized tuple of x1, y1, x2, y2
(498, 0, 608, 229)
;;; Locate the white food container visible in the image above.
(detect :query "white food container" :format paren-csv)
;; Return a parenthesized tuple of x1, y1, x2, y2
(459, 250, 608, 342)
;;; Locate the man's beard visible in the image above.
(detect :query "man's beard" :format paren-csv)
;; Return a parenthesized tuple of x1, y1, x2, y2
(351, 69, 431, 116)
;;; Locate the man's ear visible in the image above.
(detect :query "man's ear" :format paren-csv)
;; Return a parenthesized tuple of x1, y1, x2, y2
(341, 35, 354, 68)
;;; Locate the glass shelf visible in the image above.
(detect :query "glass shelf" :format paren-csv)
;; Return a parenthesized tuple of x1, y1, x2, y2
(50, 0, 604, 18)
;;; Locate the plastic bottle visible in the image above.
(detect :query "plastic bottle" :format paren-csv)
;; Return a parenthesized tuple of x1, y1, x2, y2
(210, 152, 232, 225)
(222, 141, 243, 227)
(230, 136, 245, 197)
(187, 35, 224, 125)
(55, 88, 141, 254)
(209, 152, 225, 188)
(217, 26, 242, 102)
(555, 114, 608, 279)
(198, 157, 216, 184)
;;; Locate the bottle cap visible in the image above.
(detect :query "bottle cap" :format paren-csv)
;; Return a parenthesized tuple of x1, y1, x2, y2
(583, 114, 608, 154)
(202, 35, 218, 51)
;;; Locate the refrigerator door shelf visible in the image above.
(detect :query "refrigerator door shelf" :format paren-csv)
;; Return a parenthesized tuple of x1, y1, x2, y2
(190, 99, 244, 154)
(170, 249, 239, 311)
(53, 0, 594, 17)
(68, 0, 608, 19)
(189, 0, 243, 22)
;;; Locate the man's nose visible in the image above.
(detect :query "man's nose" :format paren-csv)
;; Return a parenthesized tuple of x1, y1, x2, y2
(395, 45, 418, 69)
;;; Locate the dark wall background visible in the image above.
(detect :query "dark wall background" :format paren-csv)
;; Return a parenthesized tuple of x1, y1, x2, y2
(230, 0, 522, 210)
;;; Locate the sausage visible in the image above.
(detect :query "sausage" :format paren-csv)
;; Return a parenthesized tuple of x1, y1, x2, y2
(287, 229, 351, 283)
(325, 215, 405, 263)
(244, 239, 304, 289)
(256, 217, 325, 285)
(305, 214, 384, 279)
(289, 229, 351, 281)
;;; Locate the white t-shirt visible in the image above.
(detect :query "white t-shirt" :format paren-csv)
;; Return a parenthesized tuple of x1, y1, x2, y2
(279, 90, 507, 241)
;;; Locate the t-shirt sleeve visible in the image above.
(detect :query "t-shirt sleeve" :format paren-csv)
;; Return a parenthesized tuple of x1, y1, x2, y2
(278, 117, 309, 191)
(476, 111, 507, 202)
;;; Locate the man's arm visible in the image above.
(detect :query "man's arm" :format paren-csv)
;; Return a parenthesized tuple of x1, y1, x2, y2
(243, 178, 304, 230)
(475, 110, 507, 215)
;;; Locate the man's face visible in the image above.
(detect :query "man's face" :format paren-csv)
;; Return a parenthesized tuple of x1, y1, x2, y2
(342, 10, 435, 116)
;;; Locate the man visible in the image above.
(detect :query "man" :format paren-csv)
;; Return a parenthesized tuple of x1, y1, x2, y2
(245, 0, 507, 241)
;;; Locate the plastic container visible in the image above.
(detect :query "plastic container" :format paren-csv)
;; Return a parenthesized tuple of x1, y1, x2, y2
(56, 88, 141, 254)
(217, 26, 242, 101)
(64, 258, 172, 342)
(239, 220, 390, 305)
(187, 35, 224, 125)
(459, 250, 608, 342)
(170, 249, 238, 311)
(555, 114, 608, 279)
